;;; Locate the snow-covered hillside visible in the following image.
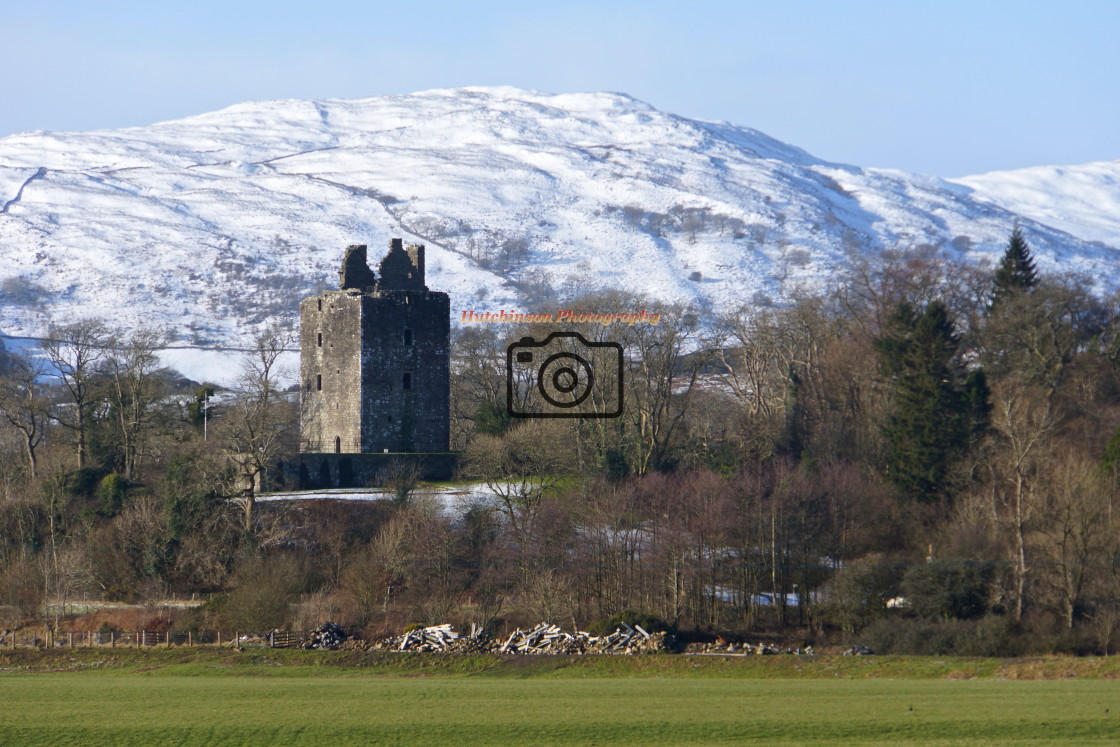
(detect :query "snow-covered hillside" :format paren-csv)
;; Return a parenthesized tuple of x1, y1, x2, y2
(0, 86, 1117, 382)
(952, 160, 1120, 249)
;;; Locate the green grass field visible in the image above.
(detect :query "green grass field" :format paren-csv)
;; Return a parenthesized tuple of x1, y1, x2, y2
(2, 651, 1119, 745)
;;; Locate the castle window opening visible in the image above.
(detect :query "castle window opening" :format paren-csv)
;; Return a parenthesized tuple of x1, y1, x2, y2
(317, 332, 323, 347)
(334, 436, 341, 453)
(317, 299, 322, 311)
(403, 328, 413, 346)
(403, 372, 412, 390)
(316, 374, 322, 391)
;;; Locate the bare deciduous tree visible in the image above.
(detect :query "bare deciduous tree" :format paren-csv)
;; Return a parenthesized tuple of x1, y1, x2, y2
(461, 418, 579, 537)
(104, 327, 172, 480)
(617, 302, 711, 474)
(42, 319, 112, 469)
(988, 382, 1058, 621)
(449, 326, 509, 448)
(376, 458, 423, 508)
(215, 326, 297, 531)
(0, 351, 49, 479)
(1031, 453, 1115, 630)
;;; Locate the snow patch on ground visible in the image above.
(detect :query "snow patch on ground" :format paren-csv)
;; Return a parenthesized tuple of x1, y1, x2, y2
(255, 483, 502, 516)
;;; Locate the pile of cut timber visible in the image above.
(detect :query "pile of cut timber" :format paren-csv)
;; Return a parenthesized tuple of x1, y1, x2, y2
(497, 621, 668, 655)
(397, 624, 459, 652)
(499, 621, 669, 655)
(498, 623, 588, 655)
(356, 622, 672, 655)
(393, 623, 492, 653)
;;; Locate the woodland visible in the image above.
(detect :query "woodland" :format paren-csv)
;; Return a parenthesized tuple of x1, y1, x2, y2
(3, 229, 1120, 655)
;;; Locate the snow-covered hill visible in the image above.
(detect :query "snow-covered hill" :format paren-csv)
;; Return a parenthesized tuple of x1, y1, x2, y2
(952, 160, 1120, 248)
(0, 86, 1117, 382)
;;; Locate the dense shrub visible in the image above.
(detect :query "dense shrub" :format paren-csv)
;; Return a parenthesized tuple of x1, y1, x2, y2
(825, 556, 905, 633)
(212, 557, 310, 632)
(859, 615, 1028, 656)
(96, 473, 129, 517)
(64, 467, 110, 498)
(902, 560, 996, 621)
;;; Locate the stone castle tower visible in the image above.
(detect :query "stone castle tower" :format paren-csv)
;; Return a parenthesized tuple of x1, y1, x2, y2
(300, 239, 450, 455)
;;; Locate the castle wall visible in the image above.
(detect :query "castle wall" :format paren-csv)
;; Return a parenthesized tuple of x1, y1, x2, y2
(358, 289, 450, 452)
(269, 452, 458, 491)
(300, 291, 364, 453)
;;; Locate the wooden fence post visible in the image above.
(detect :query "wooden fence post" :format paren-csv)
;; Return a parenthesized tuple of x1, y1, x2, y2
(68, 632, 73, 648)
(188, 631, 192, 647)
(110, 631, 115, 649)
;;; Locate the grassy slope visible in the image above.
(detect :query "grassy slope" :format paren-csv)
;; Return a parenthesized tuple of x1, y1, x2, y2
(2, 651, 1119, 745)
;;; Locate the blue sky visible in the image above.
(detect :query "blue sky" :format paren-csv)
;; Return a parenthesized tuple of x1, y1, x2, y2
(2, 0, 1116, 177)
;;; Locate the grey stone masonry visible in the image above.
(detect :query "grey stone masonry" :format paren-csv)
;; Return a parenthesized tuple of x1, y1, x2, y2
(338, 244, 377, 291)
(300, 239, 450, 454)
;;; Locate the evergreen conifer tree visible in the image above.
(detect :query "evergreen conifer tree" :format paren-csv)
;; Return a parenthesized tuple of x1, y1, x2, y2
(990, 226, 1039, 310)
(961, 369, 992, 449)
(875, 301, 987, 502)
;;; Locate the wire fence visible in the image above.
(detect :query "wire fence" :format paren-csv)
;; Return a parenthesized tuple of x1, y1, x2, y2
(0, 629, 307, 649)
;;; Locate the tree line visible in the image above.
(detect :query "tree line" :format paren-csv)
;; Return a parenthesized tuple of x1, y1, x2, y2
(3, 229, 1120, 653)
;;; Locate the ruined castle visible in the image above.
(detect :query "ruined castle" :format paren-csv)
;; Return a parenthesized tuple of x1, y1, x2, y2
(301, 239, 450, 454)
(274, 239, 453, 489)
